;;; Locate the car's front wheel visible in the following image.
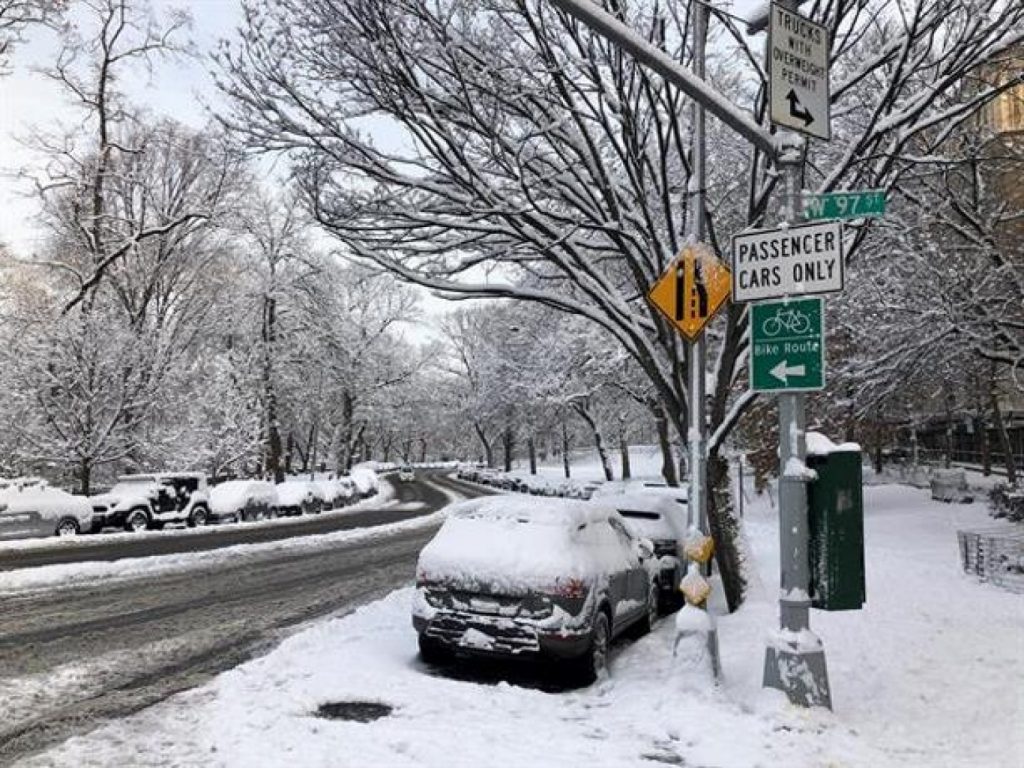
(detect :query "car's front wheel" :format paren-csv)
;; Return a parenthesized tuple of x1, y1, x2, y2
(54, 517, 79, 537)
(125, 509, 149, 533)
(417, 634, 451, 665)
(189, 507, 208, 527)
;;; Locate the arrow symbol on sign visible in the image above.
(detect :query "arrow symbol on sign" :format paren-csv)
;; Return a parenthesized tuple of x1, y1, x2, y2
(770, 360, 806, 384)
(786, 90, 814, 127)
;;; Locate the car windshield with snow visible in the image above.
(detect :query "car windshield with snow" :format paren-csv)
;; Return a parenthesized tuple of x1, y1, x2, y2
(412, 496, 658, 683)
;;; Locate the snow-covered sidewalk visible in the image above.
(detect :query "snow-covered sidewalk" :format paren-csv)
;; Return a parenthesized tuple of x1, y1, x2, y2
(25, 484, 1023, 767)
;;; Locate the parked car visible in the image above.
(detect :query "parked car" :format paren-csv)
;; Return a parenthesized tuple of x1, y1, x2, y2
(398, 466, 415, 483)
(349, 467, 379, 499)
(335, 477, 357, 506)
(209, 480, 278, 523)
(593, 492, 687, 611)
(275, 481, 322, 516)
(0, 485, 94, 539)
(412, 496, 658, 683)
(314, 478, 348, 511)
(90, 472, 211, 532)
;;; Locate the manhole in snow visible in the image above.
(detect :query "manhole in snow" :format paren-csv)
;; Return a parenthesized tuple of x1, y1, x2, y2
(314, 701, 393, 723)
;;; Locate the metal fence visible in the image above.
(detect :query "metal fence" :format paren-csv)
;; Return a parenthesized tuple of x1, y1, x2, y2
(957, 528, 1024, 593)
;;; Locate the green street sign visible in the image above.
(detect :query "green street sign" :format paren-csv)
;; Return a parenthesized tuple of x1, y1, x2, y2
(803, 190, 886, 221)
(751, 297, 825, 392)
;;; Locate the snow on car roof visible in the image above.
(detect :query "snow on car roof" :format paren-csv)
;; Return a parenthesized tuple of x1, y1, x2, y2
(2, 487, 91, 517)
(420, 496, 633, 590)
(448, 495, 617, 527)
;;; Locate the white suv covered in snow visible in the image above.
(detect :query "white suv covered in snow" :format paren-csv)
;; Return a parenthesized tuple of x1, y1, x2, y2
(90, 472, 211, 532)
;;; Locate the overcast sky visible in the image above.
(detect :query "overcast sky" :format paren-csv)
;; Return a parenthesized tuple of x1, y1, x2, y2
(0, 0, 770, 259)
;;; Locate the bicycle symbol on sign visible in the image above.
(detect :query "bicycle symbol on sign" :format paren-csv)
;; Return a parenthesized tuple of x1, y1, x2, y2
(761, 307, 812, 337)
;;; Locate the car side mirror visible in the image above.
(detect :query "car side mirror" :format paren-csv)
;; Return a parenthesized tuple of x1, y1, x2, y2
(635, 538, 654, 560)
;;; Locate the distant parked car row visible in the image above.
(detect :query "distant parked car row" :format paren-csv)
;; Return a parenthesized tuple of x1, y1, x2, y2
(0, 467, 381, 541)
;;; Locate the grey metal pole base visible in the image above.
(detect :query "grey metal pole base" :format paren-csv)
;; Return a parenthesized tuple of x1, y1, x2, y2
(763, 636, 832, 709)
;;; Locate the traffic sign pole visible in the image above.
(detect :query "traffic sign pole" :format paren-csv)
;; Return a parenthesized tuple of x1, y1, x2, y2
(760, 20, 832, 703)
(686, 0, 721, 680)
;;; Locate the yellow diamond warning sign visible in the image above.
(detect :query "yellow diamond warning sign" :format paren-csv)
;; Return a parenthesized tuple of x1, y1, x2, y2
(647, 245, 731, 340)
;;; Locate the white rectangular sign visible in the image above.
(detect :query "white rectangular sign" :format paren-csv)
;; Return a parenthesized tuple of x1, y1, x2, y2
(769, 3, 830, 140)
(731, 221, 843, 302)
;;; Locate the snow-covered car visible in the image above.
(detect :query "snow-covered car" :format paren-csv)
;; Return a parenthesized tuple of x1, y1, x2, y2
(398, 466, 415, 483)
(0, 485, 94, 539)
(209, 480, 278, 523)
(89, 472, 211, 532)
(275, 481, 322, 516)
(349, 467, 379, 499)
(593, 492, 688, 611)
(313, 478, 355, 511)
(412, 496, 658, 683)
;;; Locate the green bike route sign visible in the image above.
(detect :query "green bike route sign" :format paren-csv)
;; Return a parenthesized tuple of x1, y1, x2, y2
(803, 189, 886, 221)
(751, 297, 825, 392)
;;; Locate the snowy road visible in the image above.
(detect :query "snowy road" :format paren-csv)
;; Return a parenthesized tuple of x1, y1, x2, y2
(0, 473, 484, 765)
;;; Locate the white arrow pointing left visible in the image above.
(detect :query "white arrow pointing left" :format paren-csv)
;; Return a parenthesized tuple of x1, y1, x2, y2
(770, 360, 806, 384)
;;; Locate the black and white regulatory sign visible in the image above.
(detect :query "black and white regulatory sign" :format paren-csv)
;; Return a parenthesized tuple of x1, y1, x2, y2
(731, 220, 843, 302)
(769, 3, 830, 140)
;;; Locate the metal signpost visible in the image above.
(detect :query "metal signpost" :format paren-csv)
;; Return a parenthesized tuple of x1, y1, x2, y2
(768, 2, 830, 140)
(757, 1, 834, 709)
(547, 0, 844, 706)
(750, 297, 825, 392)
(732, 220, 843, 303)
(803, 189, 886, 221)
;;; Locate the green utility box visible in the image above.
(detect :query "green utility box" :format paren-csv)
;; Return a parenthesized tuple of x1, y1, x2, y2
(807, 446, 865, 611)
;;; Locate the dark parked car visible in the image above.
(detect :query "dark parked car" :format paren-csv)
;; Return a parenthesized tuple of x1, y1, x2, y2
(592, 492, 688, 611)
(412, 496, 657, 683)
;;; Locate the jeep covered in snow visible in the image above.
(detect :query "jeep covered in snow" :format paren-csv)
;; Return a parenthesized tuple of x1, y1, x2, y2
(90, 472, 211, 532)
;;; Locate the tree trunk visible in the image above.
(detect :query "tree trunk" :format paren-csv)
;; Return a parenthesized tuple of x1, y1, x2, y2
(419, 437, 427, 464)
(262, 294, 283, 483)
(990, 387, 1017, 485)
(473, 421, 493, 468)
(944, 390, 955, 469)
(572, 401, 612, 481)
(78, 457, 92, 497)
(619, 431, 631, 480)
(979, 416, 991, 476)
(284, 432, 293, 475)
(528, 435, 537, 475)
(502, 426, 514, 472)
(652, 403, 679, 487)
(304, 423, 316, 473)
(561, 416, 571, 479)
(708, 452, 746, 613)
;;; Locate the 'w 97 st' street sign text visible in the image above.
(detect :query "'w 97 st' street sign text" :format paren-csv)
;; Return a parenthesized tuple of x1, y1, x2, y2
(731, 221, 843, 303)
